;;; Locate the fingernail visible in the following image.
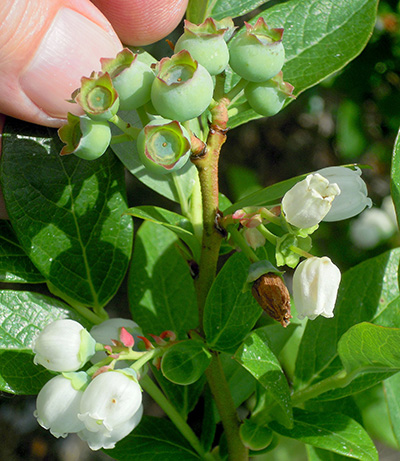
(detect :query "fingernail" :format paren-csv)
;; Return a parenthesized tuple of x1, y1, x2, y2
(20, 8, 121, 119)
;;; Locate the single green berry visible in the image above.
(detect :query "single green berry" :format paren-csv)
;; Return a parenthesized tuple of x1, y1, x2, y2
(74, 72, 119, 121)
(174, 18, 234, 76)
(229, 18, 285, 82)
(101, 48, 155, 110)
(58, 113, 111, 160)
(151, 50, 214, 122)
(245, 72, 294, 116)
(137, 118, 191, 174)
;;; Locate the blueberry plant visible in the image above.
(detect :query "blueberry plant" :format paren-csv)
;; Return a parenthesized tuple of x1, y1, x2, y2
(1, 0, 400, 460)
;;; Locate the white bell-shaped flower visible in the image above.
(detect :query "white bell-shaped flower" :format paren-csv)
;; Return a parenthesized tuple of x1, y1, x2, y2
(282, 174, 340, 228)
(78, 404, 143, 450)
(78, 369, 142, 436)
(33, 319, 96, 372)
(90, 318, 142, 364)
(317, 166, 372, 221)
(34, 372, 89, 437)
(293, 256, 341, 320)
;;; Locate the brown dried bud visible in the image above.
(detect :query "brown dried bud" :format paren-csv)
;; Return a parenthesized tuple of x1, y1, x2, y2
(252, 273, 291, 327)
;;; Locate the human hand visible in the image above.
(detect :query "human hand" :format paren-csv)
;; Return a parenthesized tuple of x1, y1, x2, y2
(0, 0, 188, 128)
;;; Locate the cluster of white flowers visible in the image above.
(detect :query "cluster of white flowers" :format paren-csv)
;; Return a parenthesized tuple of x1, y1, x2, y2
(281, 166, 371, 321)
(33, 318, 143, 450)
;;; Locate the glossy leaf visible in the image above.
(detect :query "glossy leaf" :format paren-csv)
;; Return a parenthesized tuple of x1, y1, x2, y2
(391, 127, 400, 229)
(0, 119, 133, 310)
(234, 328, 292, 427)
(186, 0, 271, 22)
(204, 252, 262, 352)
(110, 110, 197, 204)
(0, 221, 45, 283)
(269, 408, 378, 461)
(111, 416, 201, 460)
(161, 340, 211, 385)
(228, 0, 378, 129)
(240, 419, 273, 451)
(0, 290, 91, 394)
(383, 373, 400, 447)
(125, 206, 201, 261)
(295, 249, 400, 390)
(128, 221, 198, 338)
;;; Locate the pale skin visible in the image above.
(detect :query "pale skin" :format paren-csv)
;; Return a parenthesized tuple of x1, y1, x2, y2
(0, 0, 189, 217)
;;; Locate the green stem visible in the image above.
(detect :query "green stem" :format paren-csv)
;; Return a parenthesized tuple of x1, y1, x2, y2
(229, 226, 260, 263)
(130, 348, 159, 373)
(206, 354, 248, 460)
(109, 114, 140, 139)
(136, 106, 151, 127)
(257, 224, 278, 245)
(140, 374, 212, 459)
(190, 172, 204, 242)
(289, 245, 313, 259)
(110, 134, 133, 144)
(73, 304, 107, 324)
(172, 172, 190, 217)
(225, 78, 248, 103)
(260, 208, 282, 226)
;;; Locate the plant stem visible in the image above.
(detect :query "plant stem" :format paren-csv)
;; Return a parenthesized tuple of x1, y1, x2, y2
(205, 354, 248, 460)
(172, 172, 190, 217)
(140, 374, 213, 460)
(109, 114, 140, 138)
(229, 226, 260, 263)
(289, 245, 313, 259)
(225, 78, 248, 103)
(257, 224, 278, 245)
(190, 172, 204, 242)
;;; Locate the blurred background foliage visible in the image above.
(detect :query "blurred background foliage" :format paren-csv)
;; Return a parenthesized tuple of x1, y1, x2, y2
(2, 1, 400, 460)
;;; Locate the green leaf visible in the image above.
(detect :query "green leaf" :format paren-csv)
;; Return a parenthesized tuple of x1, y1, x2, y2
(240, 419, 273, 451)
(269, 408, 378, 461)
(0, 221, 45, 283)
(0, 119, 133, 310)
(125, 206, 201, 261)
(161, 340, 211, 385)
(211, 0, 271, 20)
(151, 366, 205, 419)
(110, 110, 197, 204)
(383, 373, 400, 447)
(204, 252, 262, 352)
(307, 446, 352, 460)
(0, 290, 91, 394)
(295, 249, 400, 390)
(391, 127, 400, 229)
(128, 221, 198, 338)
(234, 328, 292, 427)
(228, 0, 378, 129)
(111, 415, 201, 460)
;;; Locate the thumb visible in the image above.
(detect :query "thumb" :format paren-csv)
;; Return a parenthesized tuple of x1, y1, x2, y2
(0, 0, 122, 127)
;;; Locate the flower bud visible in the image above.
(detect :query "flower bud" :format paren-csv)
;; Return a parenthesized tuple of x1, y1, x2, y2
(175, 18, 234, 75)
(229, 18, 285, 82)
(137, 118, 191, 174)
(33, 319, 96, 372)
(101, 49, 155, 111)
(243, 227, 266, 249)
(78, 369, 142, 436)
(316, 167, 372, 221)
(151, 50, 214, 122)
(293, 256, 341, 320)
(58, 113, 111, 160)
(34, 372, 89, 437)
(78, 404, 143, 450)
(244, 72, 294, 117)
(282, 173, 340, 228)
(74, 72, 119, 121)
(90, 318, 143, 364)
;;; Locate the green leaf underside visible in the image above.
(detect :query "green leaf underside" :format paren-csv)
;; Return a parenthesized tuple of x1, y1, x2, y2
(110, 110, 197, 203)
(383, 373, 400, 447)
(228, 0, 378, 129)
(307, 445, 363, 460)
(0, 290, 90, 394)
(0, 119, 133, 309)
(0, 221, 45, 283)
(110, 415, 201, 460)
(161, 340, 211, 385)
(390, 127, 400, 229)
(204, 252, 262, 352)
(125, 206, 201, 261)
(128, 221, 198, 338)
(270, 409, 378, 461)
(295, 249, 400, 393)
(235, 328, 292, 427)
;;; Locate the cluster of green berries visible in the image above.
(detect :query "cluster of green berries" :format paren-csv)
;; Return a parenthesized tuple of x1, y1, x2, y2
(59, 17, 293, 174)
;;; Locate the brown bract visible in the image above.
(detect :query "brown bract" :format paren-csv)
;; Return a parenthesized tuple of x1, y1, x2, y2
(252, 273, 292, 327)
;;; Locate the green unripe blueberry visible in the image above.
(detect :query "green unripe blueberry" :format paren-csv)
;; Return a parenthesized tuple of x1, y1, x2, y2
(245, 72, 294, 116)
(175, 18, 233, 76)
(101, 49, 155, 110)
(137, 118, 191, 175)
(229, 18, 285, 83)
(151, 50, 214, 122)
(58, 113, 111, 160)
